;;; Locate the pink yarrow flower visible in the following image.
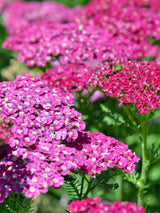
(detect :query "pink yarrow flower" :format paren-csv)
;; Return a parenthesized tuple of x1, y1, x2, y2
(3, 22, 140, 67)
(68, 197, 145, 213)
(89, 61, 160, 113)
(77, 0, 160, 58)
(42, 63, 93, 93)
(80, 132, 140, 177)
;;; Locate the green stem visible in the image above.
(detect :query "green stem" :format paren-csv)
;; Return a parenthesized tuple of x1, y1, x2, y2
(137, 118, 148, 207)
(82, 178, 94, 199)
(79, 173, 85, 200)
(137, 112, 155, 207)
(124, 106, 156, 207)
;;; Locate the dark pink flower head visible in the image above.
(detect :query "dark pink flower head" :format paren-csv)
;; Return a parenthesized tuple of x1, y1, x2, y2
(3, 21, 140, 67)
(3, 0, 81, 34)
(42, 63, 93, 93)
(90, 61, 160, 113)
(82, 0, 160, 19)
(68, 198, 145, 213)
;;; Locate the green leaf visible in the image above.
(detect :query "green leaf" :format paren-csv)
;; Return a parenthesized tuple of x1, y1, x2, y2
(100, 104, 126, 126)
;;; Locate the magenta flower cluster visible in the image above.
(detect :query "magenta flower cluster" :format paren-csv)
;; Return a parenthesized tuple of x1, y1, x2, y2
(42, 63, 93, 93)
(3, 0, 81, 34)
(68, 197, 145, 213)
(0, 74, 140, 202)
(78, 0, 160, 59)
(90, 61, 160, 113)
(0, 73, 85, 145)
(3, 21, 141, 67)
(80, 132, 140, 177)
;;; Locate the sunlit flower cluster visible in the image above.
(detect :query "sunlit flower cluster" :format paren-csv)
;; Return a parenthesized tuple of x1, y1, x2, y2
(80, 132, 140, 177)
(3, 21, 141, 67)
(68, 197, 145, 213)
(0, 73, 85, 146)
(89, 61, 160, 113)
(0, 73, 86, 201)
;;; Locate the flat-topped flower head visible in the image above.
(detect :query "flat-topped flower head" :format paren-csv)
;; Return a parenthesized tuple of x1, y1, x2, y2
(77, 0, 160, 59)
(79, 132, 140, 177)
(0, 73, 85, 147)
(3, 22, 140, 67)
(42, 63, 93, 93)
(0, 142, 88, 202)
(3, 0, 81, 34)
(0, 131, 139, 202)
(0, 73, 86, 201)
(90, 61, 160, 113)
(68, 197, 145, 213)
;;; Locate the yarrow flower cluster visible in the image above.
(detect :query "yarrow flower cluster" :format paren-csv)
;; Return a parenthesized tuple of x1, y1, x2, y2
(68, 197, 145, 213)
(79, 132, 140, 177)
(0, 73, 86, 145)
(77, 0, 160, 59)
(42, 63, 93, 93)
(0, 73, 85, 201)
(3, 22, 141, 67)
(3, 0, 81, 34)
(89, 61, 160, 113)
(0, 73, 140, 202)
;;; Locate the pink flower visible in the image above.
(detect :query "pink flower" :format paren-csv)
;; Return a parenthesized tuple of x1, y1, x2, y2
(68, 197, 145, 213)
(77, 0, 160, 58)
(42, 63, 93, 93)
(89, 90, 106, 102)
(79, 132, 140, 177)
(89, 61, 160, 113)
(3, 22, 140, 67)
